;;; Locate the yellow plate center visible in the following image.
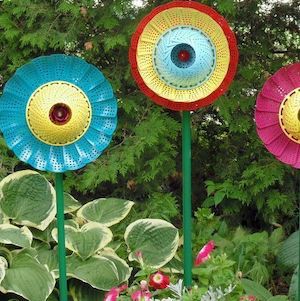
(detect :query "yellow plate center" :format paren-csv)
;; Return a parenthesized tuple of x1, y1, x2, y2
(136, 7, 230, 103)
(26, 81, 92, 146)
(279, 88, 300, 143)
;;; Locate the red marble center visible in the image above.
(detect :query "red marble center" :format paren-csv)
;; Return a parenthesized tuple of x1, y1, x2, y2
(49, 103, 72, 125)
(178, 50, 191, 62)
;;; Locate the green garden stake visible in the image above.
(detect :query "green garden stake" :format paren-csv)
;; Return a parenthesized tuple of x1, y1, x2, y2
(182, 111, 193, 287)
(55, 173, 68, 301)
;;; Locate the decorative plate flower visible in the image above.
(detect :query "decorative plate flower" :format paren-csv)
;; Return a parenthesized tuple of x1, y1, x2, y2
(129, 1, 238, 111)
(149, 271, 170, 289)
(195, 240, 215, 266)
(255, 63, 300, 168)
(0, 54, 117, 172)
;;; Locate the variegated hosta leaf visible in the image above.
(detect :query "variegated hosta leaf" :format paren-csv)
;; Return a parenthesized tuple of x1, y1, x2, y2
(46, 291, 59, 301)
(0, 251, 55, 301)
(34, 241, 59, 278)
(32, 219, 78, 243)
(0, 170, 56, 230)
(64, 193, 81, 214)
(77, 198, 134, 227)
(289, 266, 298, 300)
(67, 254, 120, 291)
(161, 256, 183, 274)
(125, 219, 179, 269)
(52, 222, 113, 260)
(69, 279, 104, 301)
(277, 231, 299, 269)
(100, 248, 132, 283)
(0, 256, 8, 284)
(0, 224, 32, 248)
(0, 209, 9, 224)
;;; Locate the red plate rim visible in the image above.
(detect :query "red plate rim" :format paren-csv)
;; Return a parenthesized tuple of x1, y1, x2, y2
(129, 0, 239, 111)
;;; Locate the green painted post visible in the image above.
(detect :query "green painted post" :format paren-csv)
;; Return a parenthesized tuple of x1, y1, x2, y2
(55, 173, 68, 301)
(182, 111, 192, 287)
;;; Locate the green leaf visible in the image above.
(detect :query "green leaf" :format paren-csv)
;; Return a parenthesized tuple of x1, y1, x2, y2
(100, 248, 132, 283)
(34, 242, 59, 278)
(267, 296, 289, 301)
(0, 224, 32, 248)
(161, 256, 183, 274)
(241, 279, 273, 301)
(0, 252, 55, 301)
(64, 193, 81, 214)
(214, 191, 226, 206)
(77, 198, 134, 227)
(67, 254, 120, 291)
(31, 220, 57, 244)
(277, 231, 299, 269)
(124, 219, 179, 269)
(0, 171, 56, 230)
(289, 266, 298, 301)
(0, 256, 8, 284)
(69, 279, 104, 301)
(52, 222, 112, 260)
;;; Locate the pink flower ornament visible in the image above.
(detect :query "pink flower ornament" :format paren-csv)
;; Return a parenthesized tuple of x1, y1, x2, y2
(195, 240, 215, 266)
(255, 63, 300, 167)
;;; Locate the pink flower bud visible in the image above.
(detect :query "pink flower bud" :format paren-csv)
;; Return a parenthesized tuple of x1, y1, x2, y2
(195, 240, 215, 266)
(140, 280, 148, 290)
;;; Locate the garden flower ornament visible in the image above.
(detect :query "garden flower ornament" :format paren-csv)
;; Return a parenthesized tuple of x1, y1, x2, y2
(255, 63, 300, 167)
(129, 0, 238, 111)
(0, 54, 117, 172)
(195, 240, 215, 266)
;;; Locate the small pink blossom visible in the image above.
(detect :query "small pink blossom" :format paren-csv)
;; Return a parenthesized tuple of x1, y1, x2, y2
(140, 280, 148, 290)
(195, 240, 215, 266)
(104, 284, 127, 301)
(131, 290, 152, 301)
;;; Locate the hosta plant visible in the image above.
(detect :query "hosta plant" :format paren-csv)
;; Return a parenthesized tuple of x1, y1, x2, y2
(0, 170, 179, 301)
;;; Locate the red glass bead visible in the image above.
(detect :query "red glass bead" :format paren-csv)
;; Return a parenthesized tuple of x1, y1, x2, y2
(49, 103, 72, 125)
(178, 50, 190, 62)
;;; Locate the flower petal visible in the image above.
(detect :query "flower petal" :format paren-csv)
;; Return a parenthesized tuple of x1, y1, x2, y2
(255, 110, 278, 129)
(272, 67, 296, 95)
(286, 63, 300, 87)
(256, 123, 283, 145)
(260, 77, 286, 102)
(277, 140, 299, 165)
(256, 93, 281, 112)
(265, 133, 290, 157)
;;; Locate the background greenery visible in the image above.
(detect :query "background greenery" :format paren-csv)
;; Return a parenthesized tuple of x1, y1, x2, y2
(0, 0, 299, 298)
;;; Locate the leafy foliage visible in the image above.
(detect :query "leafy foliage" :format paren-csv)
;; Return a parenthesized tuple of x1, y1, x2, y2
(0, 171, 179, 300)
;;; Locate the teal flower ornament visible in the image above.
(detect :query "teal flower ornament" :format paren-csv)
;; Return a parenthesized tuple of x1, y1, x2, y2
(0, 54, 117, 172)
